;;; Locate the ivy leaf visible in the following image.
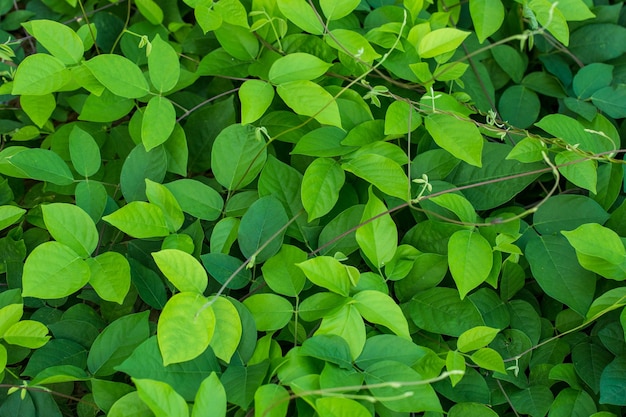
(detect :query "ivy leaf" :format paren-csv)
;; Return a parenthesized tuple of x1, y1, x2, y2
(158, 292, 215, 366)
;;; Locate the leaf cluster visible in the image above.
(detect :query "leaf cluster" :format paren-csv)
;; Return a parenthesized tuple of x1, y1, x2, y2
(0, 0, 624, 416)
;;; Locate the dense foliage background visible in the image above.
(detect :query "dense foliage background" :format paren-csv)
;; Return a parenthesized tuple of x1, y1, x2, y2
(0, 0, 625, 416)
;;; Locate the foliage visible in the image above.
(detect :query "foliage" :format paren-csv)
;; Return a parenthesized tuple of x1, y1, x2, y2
(0, 0, 624, 416)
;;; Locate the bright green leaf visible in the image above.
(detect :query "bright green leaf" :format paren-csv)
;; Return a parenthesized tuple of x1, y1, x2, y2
(165, 179, 223, 221)
(446, 350, 466, 387)
(152, 249, 208, 293)
(261, 245, 307, 297)
(448, 229, 493, 299)
(83, 55, 149, 99)
(158, 292, 215, 366)
(22, 241, 90, 299)
(21, 94, 55, 128)
(142, 96, 176, 151)
(255, 384, 290, 417)
(326, 29, 381, 62)
(470, 0, 505, 43)
(239, 80, 274, 124)
(425, 113, 483, 167)
(301, 157, 344, 222)
(353, 290, 410, 339)
(269, 53, 332, 84)
(243, 293, 293, 331)
(42, 203, 98, 258)
(12, 54, 71, 95)
(0, 205, 25, 232)
(277, 80, 342, 128)
(103, 201, 169, 239)
(209, 297, 242, 363)
(134, 378, 189, 417)
(419, 28, 470, 58)
(384, 100, 422, 135)
(22, 19, 83, 65)
(342, 154, 408, 200)
(69, 126, 101, 177)
(6, 148, 74, 185)
(86, 252, 131, 304)
(276, 0, 324, 35)
(355, 187, 397, 268)
(145, 179, 184, 233)
(3, 320, 50, 349)
(457, 326, 500, 353)
(192, 373, 226, 417)
(315, 397, 370, 417)
(555, 150, 597, 193)
(297, 256, 354, 297)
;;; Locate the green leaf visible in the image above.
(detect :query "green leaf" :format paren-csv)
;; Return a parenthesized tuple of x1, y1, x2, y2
(86, 252, 131, 304)
(209, 297, 242, 363)
(384, 100, 422, 135)
(297, 256, 354, 297)
(315, 397, 370, 417)
(573, 63, 613, 100)
(76, 180, 108, 223)
(419, 28, 470, 58)
(364, 360, 442, 412)
(0, 205, 25, 231)
(158, 292, 215, 366)
(555, 150, 597, 193)
(586, 288, 626, 321)
(134, 378, 189, 417)
(0, 303, 23, 338)
(533, 195, 609, 234)
(326, 29, 381, 62)
(570, 24, 626, 64)
(135, 0, 164, 24)
(83, 55, 149, 99)
(535, 114, 615, 154)
(238, 196, 288, 264)
(87, 311, 150, 376)
(509, 386, 554, 417)
(120, 144, 167, 202)
(353, 290, 410, 339)
(355, 187, 397, 268)
(22, 241, 90, 299)
(409, 287, 484, 336)
(243, 293, 293, 331)
(30, 365, 89, 386)
(239, 80, 274, 124)
(145, 179, 184, 233)
(429, 193, 477, 224)
(292, 127, 352, 157)
(214, 22, 259, 60)
(506, 137, 544, 163)
(79, 90, 135, 123)
(449, 403, 499, 417)
(255, 384, 290, 417)
(69, 126, 101, 177)
(498, 85, 540, 129)
(277, 80, 342, 128)
(470, 0, 505, 43)
(591, 85, 626, 119)
(425, 113, 483, 167)
(22, 19, 83, 65)
(562, 224, 626, 280)
(301, 157, 344, 222)
(319, 0, 360, 20)
(21, 94, 55, 128)
(3, 320, 50, 349)
(192, 373, 226, 417)
(526, 235, 595, 316)
(470, 347, 506, 373)
(5, 148, 74, 185)
(148, 35, 179, 92)
(261, 245, 307, 297)
(103, 202, 169, 239)
(599, 356, 626, 406)
(446, 350, 466, 387)
(448, 230, 493, 299)
(341, 154, 408, 200)
(152, 249, 208, 293)
(276, 0, 323, 35)
(164, 179, 223, 221)
(549, 388, 597, 417)
(109, 392, 152, 417)
(301, 334, 352, 369)
(212, 124, 267, 191)
(530, 0, 569, 45)
(457, 326, 500, 353)
(12, 54, 71, 95)
(269, 53, 332, 84)
(142, 96, 176, 151)
(42, 203, 98, 258)
(201, 252, 251, 290)
(316, 303, 365, 359)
